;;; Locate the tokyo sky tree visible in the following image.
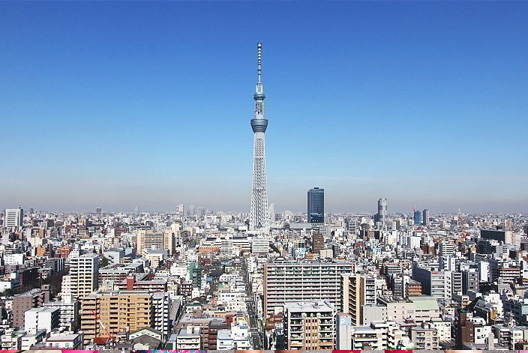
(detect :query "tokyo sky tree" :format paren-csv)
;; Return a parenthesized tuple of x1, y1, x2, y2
(249, 43, 269, 231)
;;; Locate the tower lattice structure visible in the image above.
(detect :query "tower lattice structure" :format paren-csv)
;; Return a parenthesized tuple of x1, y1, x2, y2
(249, 43, 269, 231)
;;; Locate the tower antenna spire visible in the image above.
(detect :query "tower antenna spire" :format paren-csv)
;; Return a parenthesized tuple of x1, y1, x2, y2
(250, 42, 269, 232)
(257, 42, 262, 83)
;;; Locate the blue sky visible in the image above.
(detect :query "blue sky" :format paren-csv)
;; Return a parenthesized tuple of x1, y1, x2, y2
(1, 1, 527, 213)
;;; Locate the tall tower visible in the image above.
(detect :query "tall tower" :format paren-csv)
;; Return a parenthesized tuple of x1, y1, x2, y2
(307, 187, 324, 224)
(375, 198, 387, 229)
(249, 43, 269, 231)
(422, 208, 429, 226)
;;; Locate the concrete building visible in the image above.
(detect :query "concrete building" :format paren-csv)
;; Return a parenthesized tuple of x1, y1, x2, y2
(362, 305, 388, 325)
(43, 293, 80, 331)
(152, 291, 172, 340)
(439, 241, 456, 258)
(451, 271, 463, 297)
(4, 207, 23, 229)
(80, 290, 169, 345)
(142, 248, 167, 268)
(412, 263, 445, 298)
(136, 230, 176, 255)
(98, 262, 144, 284)
(378, 296, 415, 322)
(504, 297, 528, 325)
(343, 273, 377, 325)
(1, 329, 25, 350)
(215, 321, 251, 350)
(481, 229, 513, 244)
(69, 254, 99, 299)
(217, 291, 247, 312)
(283, 300, 335, 350)
(409, 296, 441, 323)
(336, 313, 352, 350)
(25, 307, 60, 333)
(102, 248, 124, 265)
(12, 288, 49, 328)
(263, 260, 352, 317)
(462, 269, 479, 294)
(350, 326, 384, 350)
(251, 237, 269, 254)
(175, 326, 201, 350)
(216, 329, 234, 350)
(45, 257, 65, 273)
(410, 325, 439, 349)
(406, 279, 423, 297)
(312, 233, 325, 255)
(21, 329, 47, 350)
(42, 332, 84, 350)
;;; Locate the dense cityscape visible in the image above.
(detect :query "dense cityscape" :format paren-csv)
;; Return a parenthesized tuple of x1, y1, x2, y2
(1, 203, 528, 351)
(0, 43, 527, 352)
(2, 0, 527, 350)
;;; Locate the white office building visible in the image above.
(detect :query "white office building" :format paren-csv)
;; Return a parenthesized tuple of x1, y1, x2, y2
(4, 208, 23, 229)
(25, 307, 60, 333)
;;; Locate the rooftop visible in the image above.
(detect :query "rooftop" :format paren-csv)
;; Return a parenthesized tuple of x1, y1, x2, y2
(284, 300, 334, 312)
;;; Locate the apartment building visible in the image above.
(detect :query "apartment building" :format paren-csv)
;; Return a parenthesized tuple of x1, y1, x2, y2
(69, 254, 99, 299)
(43, 293, 80, 331)
(12, 287, 50, 328)
(284, 300, 335, 350)
(136, 229, 176, 255)
(80, 290, 170, 345)
(410, 326, 439, 349)
(342, 273, 377, 326)
(263, 260, 353, 317)
(25, 307, 60, 333)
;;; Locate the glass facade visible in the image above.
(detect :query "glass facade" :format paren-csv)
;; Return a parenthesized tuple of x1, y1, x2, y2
(307, 187, 324, 223)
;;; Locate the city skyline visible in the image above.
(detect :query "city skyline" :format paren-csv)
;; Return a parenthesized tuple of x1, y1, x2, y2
(1, 1, 527, 213)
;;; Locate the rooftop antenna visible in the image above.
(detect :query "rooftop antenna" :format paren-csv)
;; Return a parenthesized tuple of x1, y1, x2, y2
(257, 42, 262, 83)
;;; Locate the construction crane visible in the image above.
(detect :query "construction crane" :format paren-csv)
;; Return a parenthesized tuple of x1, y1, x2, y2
(90, 309, 113, 343)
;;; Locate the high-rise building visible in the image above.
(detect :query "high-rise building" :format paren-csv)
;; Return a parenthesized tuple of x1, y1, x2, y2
(134, 206, 140, 217)
(263, 260, 352, 317)
(423, 208, 430, 225)
(343, 273, 377, 326)
(95, 207, 101, 215)
(283, 301, 335, 350)
(176, 204, 184, 218)
(414, 209, 422, 225)
(4, 207, 23, 229)
(269, 203, 276, 223)
(375, 198, 387, 229)
(307, 187, 324, 224)
(249, 43, 269, 231)
(152, 292, 172, 341)
(69, 254, 99, 299)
